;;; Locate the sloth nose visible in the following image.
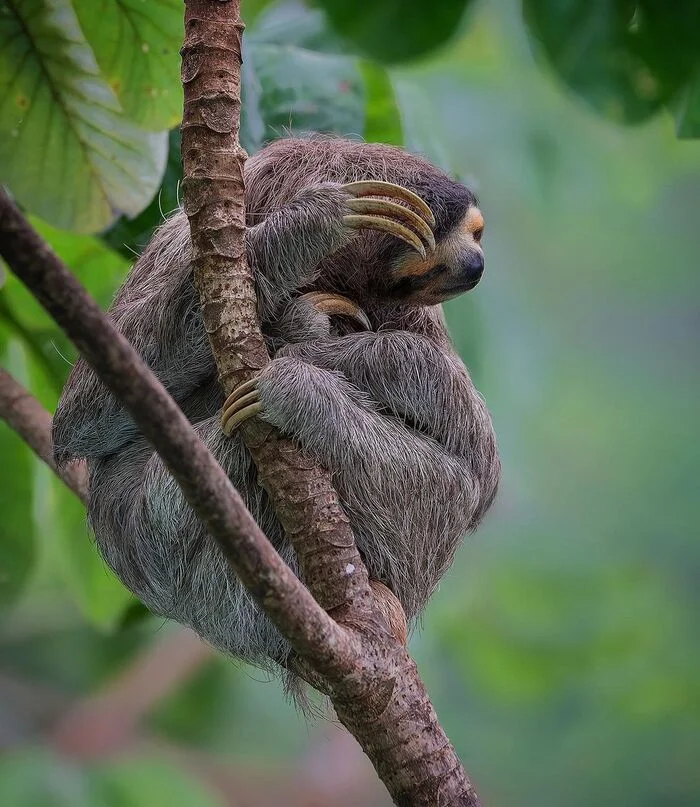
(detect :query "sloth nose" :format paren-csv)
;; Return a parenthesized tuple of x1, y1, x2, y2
(458, 252, 484, 287)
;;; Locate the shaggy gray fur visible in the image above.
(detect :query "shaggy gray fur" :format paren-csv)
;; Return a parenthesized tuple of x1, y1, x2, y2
(52, 136, 500, 669)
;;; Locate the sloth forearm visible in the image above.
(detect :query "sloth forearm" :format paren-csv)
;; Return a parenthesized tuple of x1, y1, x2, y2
(280, 331, 490, 458)
(247, 185, 351, 318)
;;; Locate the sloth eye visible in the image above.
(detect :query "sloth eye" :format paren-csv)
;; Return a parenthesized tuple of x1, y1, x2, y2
(473, 227, 484, 243)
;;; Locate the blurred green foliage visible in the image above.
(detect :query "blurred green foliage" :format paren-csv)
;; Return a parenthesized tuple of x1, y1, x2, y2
(1, 0, 699, 805)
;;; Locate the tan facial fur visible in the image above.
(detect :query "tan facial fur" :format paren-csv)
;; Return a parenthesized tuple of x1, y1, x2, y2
(393, 206, 485, 282)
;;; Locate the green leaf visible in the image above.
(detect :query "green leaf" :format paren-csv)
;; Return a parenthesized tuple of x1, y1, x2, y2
(523, 0, 656, 124)
(242, 0, 277, 26)
(0, 334, 36, 613)
(72, 0, 184, 131)
(0, 0, 167, 232)
(523, 0, 700, 126)
(360, 60, 403, 144)
(252, 1, 348, 53)
(673, 70, 700, 138)
(247, 42, 364, 140)
(102, 129, 183, 259)
(32, 217, 130, 309)
(316, 0, 471, 64)
(0, 219, 129, 395)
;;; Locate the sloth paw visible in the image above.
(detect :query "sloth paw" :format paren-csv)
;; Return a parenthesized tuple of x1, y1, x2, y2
(221, 378, 261, 436)
(297, 291, 371, 331)
(342, 180, 436, 258)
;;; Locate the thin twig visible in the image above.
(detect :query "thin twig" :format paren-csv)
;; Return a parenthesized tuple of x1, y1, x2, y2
(0, 368, 88, 503)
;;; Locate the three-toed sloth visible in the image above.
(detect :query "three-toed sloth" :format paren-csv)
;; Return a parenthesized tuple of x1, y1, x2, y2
(53, 136, 500, 670)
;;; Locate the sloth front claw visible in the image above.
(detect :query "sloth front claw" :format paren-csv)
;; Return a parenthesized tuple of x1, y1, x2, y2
(342, 180, 436, 258)
(221, 378, 262, 436)
(298, 291, 372, 331)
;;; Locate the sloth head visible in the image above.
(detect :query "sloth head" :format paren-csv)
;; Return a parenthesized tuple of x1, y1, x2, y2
(244, 136, 485, 307)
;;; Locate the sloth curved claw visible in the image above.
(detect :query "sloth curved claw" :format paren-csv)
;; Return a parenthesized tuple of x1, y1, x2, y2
(345, 197, 436, 253)
(344, 214, 427, 258)
(221, 379, 262, 436)
(298, 291, 372, 330)
(342, 180, 436, 228)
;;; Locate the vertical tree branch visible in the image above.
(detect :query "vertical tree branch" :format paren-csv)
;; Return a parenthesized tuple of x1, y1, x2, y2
(178, 2, 482, 805)
(180, 0, 374, 618)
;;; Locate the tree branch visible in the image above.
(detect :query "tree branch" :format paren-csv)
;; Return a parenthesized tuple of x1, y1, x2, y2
(181, 0, 373, 619)
(0, 368, 88, 503)
(178, 2, 482, 804)
(0, 186, 354, 681)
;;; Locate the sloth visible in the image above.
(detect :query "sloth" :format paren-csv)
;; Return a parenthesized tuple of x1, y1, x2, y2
(52, 136, 501, 670)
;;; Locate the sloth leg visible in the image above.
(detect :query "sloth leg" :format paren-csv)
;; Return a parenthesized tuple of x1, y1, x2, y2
(219, 355, 498, 621)
(219, 356, 488, 594)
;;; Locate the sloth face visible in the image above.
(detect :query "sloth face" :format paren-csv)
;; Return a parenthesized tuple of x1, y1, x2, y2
(387, 204, 485, 305)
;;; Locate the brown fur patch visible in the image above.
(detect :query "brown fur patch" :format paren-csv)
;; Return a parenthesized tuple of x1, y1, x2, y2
(463, 207, 484, 237)
(394, 207, 483, 281)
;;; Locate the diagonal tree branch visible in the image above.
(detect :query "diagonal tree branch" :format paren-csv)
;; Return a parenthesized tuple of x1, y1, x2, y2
(0, 186, 354, 680)
(0, 367, 88, 503)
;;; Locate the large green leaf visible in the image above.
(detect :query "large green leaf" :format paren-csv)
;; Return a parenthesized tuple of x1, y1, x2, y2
(0, 0, 167, 232)
(246, 41, 364, 140)
(0, 333, 36, 613)
(101, 129, 183, 259)
(523, 0, 700, 125)
(316, 0, 471, 64)
(72, 0, 184, 131)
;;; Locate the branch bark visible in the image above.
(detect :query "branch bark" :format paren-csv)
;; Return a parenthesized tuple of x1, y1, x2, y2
(181, 0, 373, 619)
(179, 2, 481, 805)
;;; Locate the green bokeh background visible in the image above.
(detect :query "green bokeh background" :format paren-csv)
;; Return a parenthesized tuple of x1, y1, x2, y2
(1, 0, 698, 805)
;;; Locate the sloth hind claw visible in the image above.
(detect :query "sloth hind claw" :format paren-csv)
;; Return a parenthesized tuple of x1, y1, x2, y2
(342, 181, 436, 258)
(221, 293, 372, 435)
(298, 291, 371, 330)
(221, 379, 261, 436)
